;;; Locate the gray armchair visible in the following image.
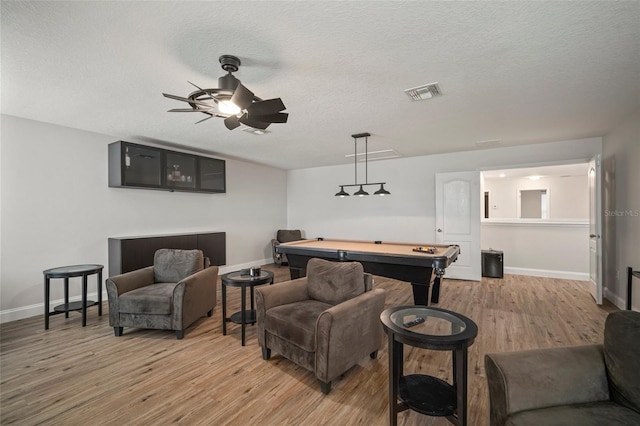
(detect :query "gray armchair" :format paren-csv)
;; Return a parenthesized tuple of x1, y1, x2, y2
(106, 249, 218, 339)
(485, 310, 640, 425)
(256, 258, 386, 394)
(271, 229, 302, 266)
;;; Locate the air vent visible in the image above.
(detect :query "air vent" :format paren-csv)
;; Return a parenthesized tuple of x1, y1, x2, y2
(404, 82, 442, 101)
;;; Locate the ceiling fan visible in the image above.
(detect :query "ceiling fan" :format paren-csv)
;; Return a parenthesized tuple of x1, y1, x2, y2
(163, 55, 288, 131)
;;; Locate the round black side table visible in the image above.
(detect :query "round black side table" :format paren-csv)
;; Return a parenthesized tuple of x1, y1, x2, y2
(43, 264, 104, 330)
(380, 306, 478, 426)
(221, 270, 274, 346)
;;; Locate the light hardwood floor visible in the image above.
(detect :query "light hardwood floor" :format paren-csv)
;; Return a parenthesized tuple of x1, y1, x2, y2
(1, 266, 618, 425)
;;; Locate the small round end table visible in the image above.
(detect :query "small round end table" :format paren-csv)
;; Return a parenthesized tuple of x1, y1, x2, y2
(380, 306, 478, 426)
(43, 264, 104, 330)
(221, 270, 274, 346)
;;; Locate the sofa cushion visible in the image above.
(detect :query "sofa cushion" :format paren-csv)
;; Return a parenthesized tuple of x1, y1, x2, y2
(153, 249, 203, 283)
(307, 258, 364, 305)
(119, 283, 178, 315)
(265, 299, 332, 352)
(506, 401, 640, 426)
(604, 310, 640, 414)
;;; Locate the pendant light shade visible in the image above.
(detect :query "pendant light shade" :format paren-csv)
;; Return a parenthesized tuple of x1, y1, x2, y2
(335, 186, 350, 197)
(374, 184, 391, 196)
(335, 133, 390, 197)
(354, 185, 369, 196)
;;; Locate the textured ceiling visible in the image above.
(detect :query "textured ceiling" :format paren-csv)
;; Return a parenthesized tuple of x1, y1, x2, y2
(2, 1, 639, 170)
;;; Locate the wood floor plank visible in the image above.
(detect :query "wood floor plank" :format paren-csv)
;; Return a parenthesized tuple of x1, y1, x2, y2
(1, 265, 618, 425)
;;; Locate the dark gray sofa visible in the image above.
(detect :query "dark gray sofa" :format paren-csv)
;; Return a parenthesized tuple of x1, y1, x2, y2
(485, 310, 640, 425)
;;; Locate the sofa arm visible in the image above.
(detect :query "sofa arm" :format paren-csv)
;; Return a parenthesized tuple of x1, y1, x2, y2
(315, 288, 386, 383)
(485, 344, 609, 426)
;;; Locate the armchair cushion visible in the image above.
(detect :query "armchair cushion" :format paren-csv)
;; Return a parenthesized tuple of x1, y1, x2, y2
(485, 344, 609, 418)
(265, 299, 332, 352)
(118, 283, 178, 315)
(153, 249, 203, 283)
(307, 258, 364, 305)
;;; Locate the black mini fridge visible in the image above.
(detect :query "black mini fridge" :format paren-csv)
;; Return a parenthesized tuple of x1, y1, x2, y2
(482, 249, 504, 278)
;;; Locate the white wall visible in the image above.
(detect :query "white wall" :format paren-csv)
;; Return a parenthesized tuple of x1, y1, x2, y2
(603, 109, 640, 311)
(481, 221, 589, 279)
(288, 137, 602, 278)
(0, 115, 287, 322)
(484, 175, 588, 219)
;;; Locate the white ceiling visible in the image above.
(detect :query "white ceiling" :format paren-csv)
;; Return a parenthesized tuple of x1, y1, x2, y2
(2, 1, 639, 170)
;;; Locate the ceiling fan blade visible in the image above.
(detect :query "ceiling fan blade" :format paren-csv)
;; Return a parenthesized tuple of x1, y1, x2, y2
(168, 108, 212, 113)
(252, 112, 289, 123)
(194, 115, 214, 124)
(224, 115, 241, 130)
(187, 81, 205, 91)
(163, 93, 214, 109)
(239, 114, 271, 130)
(230, 83, 255, 110)
(246, 98, 286, 116)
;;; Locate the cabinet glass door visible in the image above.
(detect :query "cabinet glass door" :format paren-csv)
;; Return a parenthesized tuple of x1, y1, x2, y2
(165, 152, 197, 190)
(123, 144, 162, 187)
(199, 157, 226, 192)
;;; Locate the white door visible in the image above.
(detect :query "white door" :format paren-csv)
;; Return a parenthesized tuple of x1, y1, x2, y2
(588, 155, 603, 304)
(435, 171, 482, 281)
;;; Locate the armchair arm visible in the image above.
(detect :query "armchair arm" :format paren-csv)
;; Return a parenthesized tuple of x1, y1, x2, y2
(315, 288, 386, 383)
(172, 266, 219, 330)
(105, 266, 154, 326)
(106, 266, 155, 296)
(256, 278, 309, 348)
(256, 278, 309, 311)
(485, 344, 609, 426)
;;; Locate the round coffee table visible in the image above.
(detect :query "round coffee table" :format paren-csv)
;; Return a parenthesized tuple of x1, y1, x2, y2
(380, 306, 478, 426)
(221, 270, 274, 346)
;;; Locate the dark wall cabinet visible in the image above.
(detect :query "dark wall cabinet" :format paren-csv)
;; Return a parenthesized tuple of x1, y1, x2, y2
(108, 232, 226, 277)
(109, 141, 225, 193)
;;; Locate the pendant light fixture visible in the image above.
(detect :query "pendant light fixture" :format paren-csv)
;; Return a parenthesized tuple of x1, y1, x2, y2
(335, 133, 390, 197)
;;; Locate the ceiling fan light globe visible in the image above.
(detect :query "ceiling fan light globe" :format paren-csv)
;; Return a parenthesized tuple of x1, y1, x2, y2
(218, 100, 241, 115)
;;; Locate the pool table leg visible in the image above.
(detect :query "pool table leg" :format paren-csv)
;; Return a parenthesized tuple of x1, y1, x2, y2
(411, 283, 430, 306)
(431, 276, 442, 304)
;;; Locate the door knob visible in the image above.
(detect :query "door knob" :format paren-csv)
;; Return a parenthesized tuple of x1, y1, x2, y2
(437, 228, 442, 233)
(589, 234, 600, 238)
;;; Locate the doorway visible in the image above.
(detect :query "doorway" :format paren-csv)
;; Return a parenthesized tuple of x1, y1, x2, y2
(480, 162, 593, 283)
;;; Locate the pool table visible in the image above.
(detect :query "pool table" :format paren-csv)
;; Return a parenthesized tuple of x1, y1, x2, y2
(275, 238, 460, 305)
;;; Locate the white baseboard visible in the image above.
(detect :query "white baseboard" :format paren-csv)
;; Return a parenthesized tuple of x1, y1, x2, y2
(0, 258, 274, 324)
(0, 290, 109, 324)
(604, 287, 638, 311)
(504, 267, 589, 281)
